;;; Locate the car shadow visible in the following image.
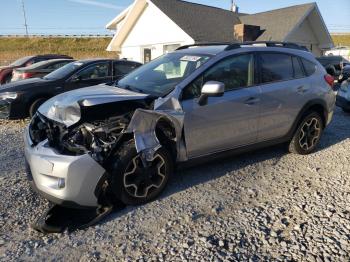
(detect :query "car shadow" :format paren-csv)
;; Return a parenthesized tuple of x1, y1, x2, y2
(101, 110, 350, 227)
(316, 107, 350, 152)
(102, 144, 287, 225)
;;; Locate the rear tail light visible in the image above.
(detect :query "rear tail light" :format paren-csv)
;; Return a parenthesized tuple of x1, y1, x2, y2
(23, 72, 35, 79)
(324, 74, 334, 89)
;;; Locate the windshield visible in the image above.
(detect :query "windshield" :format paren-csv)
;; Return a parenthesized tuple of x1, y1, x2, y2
(10, 56, 33, 67)
(43, 61, 83, 80)
(117, 53, 211, 96)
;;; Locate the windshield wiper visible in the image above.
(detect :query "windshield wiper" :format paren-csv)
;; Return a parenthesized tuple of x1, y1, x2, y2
(121, 85, 145, 94)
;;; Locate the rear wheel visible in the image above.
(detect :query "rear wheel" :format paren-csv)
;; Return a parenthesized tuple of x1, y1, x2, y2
(4, 74, 12, 84)
(342, 107, 350, 113)
(29, 98, 47, 118)
(289, 112, 323, 155)
(109, 141, 173, 205)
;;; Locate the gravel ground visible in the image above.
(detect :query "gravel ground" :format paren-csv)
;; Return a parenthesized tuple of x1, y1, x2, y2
(0, 108, 350, 261)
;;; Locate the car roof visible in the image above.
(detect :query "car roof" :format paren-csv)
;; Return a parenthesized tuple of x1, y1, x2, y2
(16, 59, 75, 71)
(173, 43, 314, 60)
(317, 56, 343, 60)
(76, 58, 138, 64)
(35, 54, 71, 58)
(174, 45, 228, 56)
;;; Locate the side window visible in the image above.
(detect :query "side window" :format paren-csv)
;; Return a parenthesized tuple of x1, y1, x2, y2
(114, 62, 138, 77)
(260, 53, 294, 83)
(25, 59, 35, 67)
(48, 62, 69, 70)
(182, 54, 254, 99)
(33, 57, 47, 64)
(292, 56, 305, 78)
(76, 62, 110, 80)
(301, 58, 317, 76)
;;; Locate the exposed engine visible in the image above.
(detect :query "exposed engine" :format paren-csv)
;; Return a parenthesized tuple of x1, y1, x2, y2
(29, 113, 131, 163)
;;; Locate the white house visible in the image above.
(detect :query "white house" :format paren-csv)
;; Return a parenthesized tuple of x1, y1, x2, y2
(106, 0, 334, 63)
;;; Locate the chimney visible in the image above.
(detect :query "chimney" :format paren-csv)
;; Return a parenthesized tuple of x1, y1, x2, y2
(231, 1, 239, 13)
(234, 24, 261, 42)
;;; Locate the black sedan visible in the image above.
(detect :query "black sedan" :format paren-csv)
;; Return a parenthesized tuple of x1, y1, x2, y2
(0, 59, 142, 119)
(11, 59, 75, 82)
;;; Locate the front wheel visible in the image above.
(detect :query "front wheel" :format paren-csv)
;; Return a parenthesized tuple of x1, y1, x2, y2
(109, 141, 173, 205)
(289, 112, 323, 155)
(29, 98, 47, 118)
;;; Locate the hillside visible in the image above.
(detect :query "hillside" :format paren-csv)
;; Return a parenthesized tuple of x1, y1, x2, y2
(332, 34, 350, 47)
(0, 37, 117, 65)
(1, 35, 350, 66)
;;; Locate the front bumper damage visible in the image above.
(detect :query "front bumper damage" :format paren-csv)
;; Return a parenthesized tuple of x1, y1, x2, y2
(24, 91, 187, 232)
(24, 127, 107, 208)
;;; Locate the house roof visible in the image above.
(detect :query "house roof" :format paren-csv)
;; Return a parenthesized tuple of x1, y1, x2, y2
(150, 0, 242, 42)
(150, 0, 316, 43)
(239, 3, 315, 41)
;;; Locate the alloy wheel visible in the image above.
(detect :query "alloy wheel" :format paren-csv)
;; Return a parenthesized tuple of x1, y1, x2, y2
(123, 153, 166, 198)
(298, 117, 321, 151)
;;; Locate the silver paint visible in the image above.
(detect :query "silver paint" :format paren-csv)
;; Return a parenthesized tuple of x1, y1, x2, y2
(24, 128, 105, 207)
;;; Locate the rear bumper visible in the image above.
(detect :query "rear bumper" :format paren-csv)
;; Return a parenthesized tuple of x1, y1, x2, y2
(24, 127, 106, 208)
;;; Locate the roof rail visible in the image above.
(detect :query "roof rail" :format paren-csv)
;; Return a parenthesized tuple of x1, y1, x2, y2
(225, 41, 309, 51)
(176, 42, 232, 50)
(176, 41, 308, 52)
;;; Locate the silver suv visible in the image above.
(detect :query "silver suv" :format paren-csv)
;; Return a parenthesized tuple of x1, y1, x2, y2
(24, 42, 336, 208)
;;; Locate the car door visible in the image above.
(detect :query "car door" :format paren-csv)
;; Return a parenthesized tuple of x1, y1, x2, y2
(181, 53, 261, 158)
(256, 52, 312, 142)
(64, 61, 112, 91)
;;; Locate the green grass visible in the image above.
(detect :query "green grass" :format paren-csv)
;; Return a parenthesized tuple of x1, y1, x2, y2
(1, 35, 349, 66)
(0, 37, 117, 65)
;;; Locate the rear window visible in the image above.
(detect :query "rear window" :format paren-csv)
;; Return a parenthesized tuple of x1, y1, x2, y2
(292, 56, 304, 78)
(260, 53, 294, 83)
(302, 59, 317, 76)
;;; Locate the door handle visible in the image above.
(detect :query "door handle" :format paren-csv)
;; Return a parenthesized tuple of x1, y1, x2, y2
(244, 97, 260, 105)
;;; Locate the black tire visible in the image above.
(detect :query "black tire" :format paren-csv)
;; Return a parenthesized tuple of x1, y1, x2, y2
(342, 108, 350, 113)
(29, 98, 47, 118)
(289, 112, 323, 155)
(4, 74, 12, 84)
(108, 140, 173, 205)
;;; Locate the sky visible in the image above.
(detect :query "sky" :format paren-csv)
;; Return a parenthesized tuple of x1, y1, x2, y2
(0, 0, 349, 35)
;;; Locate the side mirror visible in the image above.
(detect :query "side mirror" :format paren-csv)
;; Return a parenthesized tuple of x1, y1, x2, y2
(198, 81, 225, 106)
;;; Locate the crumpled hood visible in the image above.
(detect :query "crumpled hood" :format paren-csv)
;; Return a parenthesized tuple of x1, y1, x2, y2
(0, 77, 51, 92)
(38, 84, 149, 127)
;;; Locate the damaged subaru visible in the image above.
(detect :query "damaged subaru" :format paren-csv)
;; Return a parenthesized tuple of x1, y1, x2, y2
(24, 42, 336, 217)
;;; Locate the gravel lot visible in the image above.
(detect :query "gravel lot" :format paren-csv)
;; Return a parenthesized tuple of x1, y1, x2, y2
(0, 108, 350, 261)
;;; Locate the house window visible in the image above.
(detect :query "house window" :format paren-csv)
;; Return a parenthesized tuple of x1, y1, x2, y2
(163, 44, 181, 54)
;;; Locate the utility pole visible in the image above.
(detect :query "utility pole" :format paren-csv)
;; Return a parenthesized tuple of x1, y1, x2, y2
(21, 0, 29, 36)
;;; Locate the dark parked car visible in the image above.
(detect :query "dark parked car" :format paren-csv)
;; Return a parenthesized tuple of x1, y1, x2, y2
(11, 59, 75, 82)
(0, 54, 73, 85)
(338, 65, 350, 83)
(0, 59, 142, 119)
(316, 55, 350, 79)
